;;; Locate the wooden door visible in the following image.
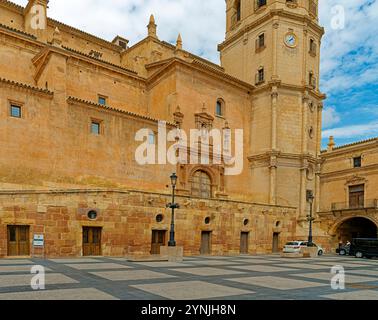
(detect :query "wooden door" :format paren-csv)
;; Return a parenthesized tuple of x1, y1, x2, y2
(200, 231, 212, 255)
(349, 185, 364, 209)
(151, 230, 166, 255)
(272, 233, 280, 253)
(240, 232, 249, 254)
(83, 227, 102, 256)
(7, 225, 30, 256)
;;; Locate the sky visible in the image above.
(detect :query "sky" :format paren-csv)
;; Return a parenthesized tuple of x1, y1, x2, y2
(11, 0, 378, 148)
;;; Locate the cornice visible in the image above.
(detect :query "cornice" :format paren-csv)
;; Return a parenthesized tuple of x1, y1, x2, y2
(248, 151, 319, 163)
(47, 18, 122, 53)
(0, 77, 53, 97)
(253, 80, 326, 100)
(67, 96, 176, 127)
(219, 9, 324, 51)
(146, 57, 254, 93)
(0, 22, 36, 40)
(320, 164, 378, 181)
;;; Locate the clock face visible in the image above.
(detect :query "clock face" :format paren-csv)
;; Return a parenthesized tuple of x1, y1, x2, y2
(285, 33, 297, 47)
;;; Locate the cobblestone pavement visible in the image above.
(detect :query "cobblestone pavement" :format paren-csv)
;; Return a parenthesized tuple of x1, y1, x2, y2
(0, 255, 377, 300)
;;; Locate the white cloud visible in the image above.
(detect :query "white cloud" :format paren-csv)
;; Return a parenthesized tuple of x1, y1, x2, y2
(322, 106, 341, 128)
(319, 0, 378, 95)
(322, 122, 378, 139)
(11, 0, 225, 63)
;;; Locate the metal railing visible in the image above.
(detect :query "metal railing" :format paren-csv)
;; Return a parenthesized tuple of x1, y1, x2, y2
(331, 199, 378, 211)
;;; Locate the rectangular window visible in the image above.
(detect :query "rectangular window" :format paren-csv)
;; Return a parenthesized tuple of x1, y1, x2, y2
(309, 39, 317, 55)
(353, 156, 362, 168)
(91, 121, 101, 135)
(10, 104, 22, 118)
(259, 33, 265, 48)
(98, 96, 107, 106)
(258, 68, 264, 83)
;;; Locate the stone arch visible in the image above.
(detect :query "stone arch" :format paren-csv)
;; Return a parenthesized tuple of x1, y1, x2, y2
(329, 215, 378, 246)
(329, 215, 378, 236)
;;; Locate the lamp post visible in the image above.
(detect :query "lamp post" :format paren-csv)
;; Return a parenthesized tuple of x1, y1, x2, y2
(306, 190, 315, 247)
(167, 173, 179, 247)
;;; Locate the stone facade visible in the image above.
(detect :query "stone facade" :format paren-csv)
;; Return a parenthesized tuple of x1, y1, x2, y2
(0, 0, 376, 258)
(316, 137, 378, 249)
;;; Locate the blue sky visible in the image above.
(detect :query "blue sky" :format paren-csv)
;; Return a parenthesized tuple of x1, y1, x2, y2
(12, 0, 378, 148)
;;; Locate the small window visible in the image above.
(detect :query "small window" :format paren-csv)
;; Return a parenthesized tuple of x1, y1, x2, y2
(216, 100, 224, 117)
(236, 0, 241, 21)
(353, 156, 362, 168)
(98, 96, 107, 106)
(259, 33, 265, 48)
(156, 214, 164, 223)
(91, 121, 101, 135)
(88, 210, 98, 220)
(205, 217, 211, 225)
(10, 104, 22, 118)
(309, 39, 317, 55)
(256, 67, 265, 85)
(257, 0, 267, 9)
(309, 72, 316, 89)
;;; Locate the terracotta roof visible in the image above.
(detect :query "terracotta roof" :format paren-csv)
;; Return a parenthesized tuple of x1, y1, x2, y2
(67, 96, 176, 126)
(0, 0, 23, 11)
(0, 22, 36, 39)
(0, 77, 53, 95)
(321, 137, 378, 153)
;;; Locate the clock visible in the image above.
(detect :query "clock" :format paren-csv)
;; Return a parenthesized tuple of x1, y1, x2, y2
(284, 32, 297, 48)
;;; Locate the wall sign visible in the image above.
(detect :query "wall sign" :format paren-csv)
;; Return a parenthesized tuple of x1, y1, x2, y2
(33, 234, 44, 247)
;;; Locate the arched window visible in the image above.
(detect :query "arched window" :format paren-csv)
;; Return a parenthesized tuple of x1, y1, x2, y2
(216, 99, 224, 117)
(236, 1, 241, 21)
(191, 170, 212, 198)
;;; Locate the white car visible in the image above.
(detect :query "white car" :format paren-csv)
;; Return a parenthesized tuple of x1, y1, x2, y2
(283, 241, 325, 256)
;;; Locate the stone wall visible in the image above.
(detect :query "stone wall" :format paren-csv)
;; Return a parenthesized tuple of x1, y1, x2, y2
(0, 189, 298, 258)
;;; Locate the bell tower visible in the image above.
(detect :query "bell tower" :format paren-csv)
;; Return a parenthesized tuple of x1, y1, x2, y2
(219, 0, 326, 221)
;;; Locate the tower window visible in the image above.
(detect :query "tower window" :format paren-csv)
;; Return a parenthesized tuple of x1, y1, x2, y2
(309, 72, 316, 89)
(236, 0, 241, 21)
(309, 39, 317, 55)
(216, 99, 225, 117)
(353, 157, 362, 168)
(256, 33, 265, 51)
(256, 0, 267, 9)
(256, 67, 265, 85)
(309, 0, 318, 17)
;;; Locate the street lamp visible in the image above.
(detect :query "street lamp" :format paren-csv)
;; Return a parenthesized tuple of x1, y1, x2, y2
(167, 173, 179, 247)
(306, 190, 315, 247)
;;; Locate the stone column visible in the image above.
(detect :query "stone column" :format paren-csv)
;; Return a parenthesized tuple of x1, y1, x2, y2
(269, 155, 277, 205)
(302, 92, 309, 154)
(299, 161, 308, 218)
(315, 164, 321, 214)
(271, 87, 278, 150)
(272, 21, 279, 79)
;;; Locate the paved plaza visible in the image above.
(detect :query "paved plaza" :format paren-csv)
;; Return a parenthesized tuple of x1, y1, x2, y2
(0, 255, 377, 300)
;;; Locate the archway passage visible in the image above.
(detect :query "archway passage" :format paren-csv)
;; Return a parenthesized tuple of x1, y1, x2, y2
(337, 217, 378, 244)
